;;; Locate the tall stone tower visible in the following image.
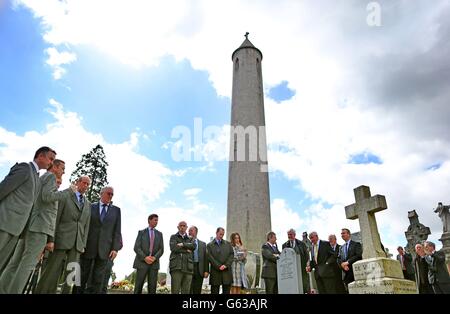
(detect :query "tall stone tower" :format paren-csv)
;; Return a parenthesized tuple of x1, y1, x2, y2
(227, 34, 271, 254)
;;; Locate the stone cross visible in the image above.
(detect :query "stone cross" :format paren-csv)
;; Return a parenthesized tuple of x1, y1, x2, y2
(345, 185, 387, 259)
(245, 32, 249, 39)
(404, 210, 431, 257)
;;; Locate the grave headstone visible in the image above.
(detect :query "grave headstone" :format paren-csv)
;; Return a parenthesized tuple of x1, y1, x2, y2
(345, 186, 417, 294)
(277, 248, 303, 294)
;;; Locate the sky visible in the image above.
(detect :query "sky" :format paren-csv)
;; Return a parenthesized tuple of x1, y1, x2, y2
(1, 0, 450, 281)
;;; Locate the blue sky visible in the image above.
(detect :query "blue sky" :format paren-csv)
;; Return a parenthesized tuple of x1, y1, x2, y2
(1, 1, 449, 280)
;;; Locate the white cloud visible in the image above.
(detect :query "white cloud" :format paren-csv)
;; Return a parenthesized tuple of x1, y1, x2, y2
(0, 100, 176, 279)
(45, 47, 77, 79)
(183, 188, 202, 198)
(271, 198, 303, 238)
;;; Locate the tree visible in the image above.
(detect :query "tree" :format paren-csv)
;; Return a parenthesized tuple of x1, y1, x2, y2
(70, 144, 109, 203)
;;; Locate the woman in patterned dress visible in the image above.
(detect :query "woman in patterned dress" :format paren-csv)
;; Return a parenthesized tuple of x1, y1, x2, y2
(230, 232, 248, 294)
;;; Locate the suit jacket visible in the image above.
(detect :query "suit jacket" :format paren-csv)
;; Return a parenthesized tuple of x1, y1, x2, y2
(310, 240, 336, 279)
(50, 192, 91, 253)
(261, 242, 280, 279)
(206, 239, 234, 285)
(426, 250, 450, 285)
(282, 239, 308, 277)
(83, 202, 122, 260)
(337, 240, 363, 284)
(133, 227, 164, 270)
(28, 172, 72, 237)
(330, 243, 343, 276)
(397, 253, 415, 276)
(193, 239, 209, 277)
(414, 255, 432, 294)
(0, 162, 39, 236)
(169, 233, 196, 274)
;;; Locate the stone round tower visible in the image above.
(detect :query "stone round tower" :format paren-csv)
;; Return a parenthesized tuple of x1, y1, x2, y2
(226, 34, 271, 254)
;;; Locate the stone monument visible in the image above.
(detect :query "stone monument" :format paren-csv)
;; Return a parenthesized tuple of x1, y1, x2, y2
(351, 231, 362, 244)
(302, 231, 312, 253)
(227, 33, 271, 255)
(404, 210, 431, 258)
(352, 230, 391, 258)
(244, 251, 262, 291)
(434, 202, 450, 273)
(385, 248, 393, 259)
(277, 248, 304, 294)
(345, 185, 417, 294)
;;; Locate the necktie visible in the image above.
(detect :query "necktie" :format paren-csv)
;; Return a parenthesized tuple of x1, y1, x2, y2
(79, 194, 84, 207)
(291, 240, 295, 248)
(149, 228, 155, 256)
(100, 204, 107, 222)
(194, 239, 199, 262)
(344, 242, 349, 260)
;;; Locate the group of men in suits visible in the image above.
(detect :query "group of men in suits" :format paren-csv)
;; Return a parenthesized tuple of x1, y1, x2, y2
(413, 241, 450, 294)
(132, 222, 235, 294)
(306, 230, 362, 294)
(395, 242, 450, 294)
(0, 147, 123, 294)
(261, 228, 363, 294)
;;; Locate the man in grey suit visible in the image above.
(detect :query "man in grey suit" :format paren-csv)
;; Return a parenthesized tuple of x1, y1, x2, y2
(262, 231, 280, 294)
(207, 227, 233, 294)
(0, 147, 56, 274)
(188, 226, 209, 294)
(34, 176, 92, 294)
(77, 186, 122, 294)
(0, 159, 74, 293)
(133, 214, 164, 294)
(169, 221, 196, 294)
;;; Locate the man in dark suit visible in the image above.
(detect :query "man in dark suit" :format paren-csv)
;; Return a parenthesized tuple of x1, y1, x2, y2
(262, 231, 280, 294)
(424, 241, 450, 294)
(306, 231, 337, 294)
(133, 214, 164, 294)
(0, 146, 56, 274)
(34, 175, 92, 294)
(188, 226, 209, 294)
(282, 228, 308, 293)
(206, 227, 233, 294)
(414, 243, 433, 294)
(100, 234, 123, 293)
(337, 228, 362, 293)
(328, 234, 346, 294)
(77, 186, 122, 294)
(396, 246, 415, 281)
